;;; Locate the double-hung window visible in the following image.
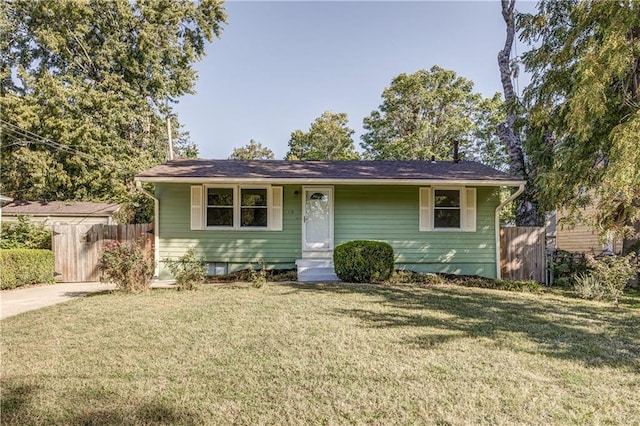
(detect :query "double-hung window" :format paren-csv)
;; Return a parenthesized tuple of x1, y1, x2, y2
(207, 187, 234, 227)
(433, 189, 461, 229)
(240, 188, 268, 227)
(419, 187, 476, 232)
(191, 185, 283, 231)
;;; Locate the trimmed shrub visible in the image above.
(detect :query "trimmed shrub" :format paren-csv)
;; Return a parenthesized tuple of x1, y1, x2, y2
(1, 216, 51, 249)
(334, 240, 394, 283)
(98, 240, 154, 293)
(164, 247, 207, 291)
(0, 249, 55, 289)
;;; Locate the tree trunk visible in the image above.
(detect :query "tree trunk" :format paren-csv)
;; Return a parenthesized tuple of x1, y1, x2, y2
(498, 0, 544, 226)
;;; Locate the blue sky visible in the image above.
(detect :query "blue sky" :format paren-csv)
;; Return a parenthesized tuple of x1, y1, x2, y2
(173, 1, 537, 159)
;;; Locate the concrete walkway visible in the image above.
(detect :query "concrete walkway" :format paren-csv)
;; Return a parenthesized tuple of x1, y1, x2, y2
(1, 281, 175, 320)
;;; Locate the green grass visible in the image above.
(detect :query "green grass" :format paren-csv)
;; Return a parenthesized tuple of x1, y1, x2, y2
(2, 282, 639, 425)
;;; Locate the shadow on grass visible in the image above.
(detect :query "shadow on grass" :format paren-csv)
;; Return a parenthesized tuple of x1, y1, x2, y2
(71, 402, 202, 426)
(279, 282, 640, 369)
(0, 381, 39, 420)
(0, 378, 202, 426)
(62, 290, 113, 298)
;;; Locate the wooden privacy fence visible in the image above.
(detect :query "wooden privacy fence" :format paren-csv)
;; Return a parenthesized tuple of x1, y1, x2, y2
(52, 223, 153, 283)
(500, 226, 546, 283)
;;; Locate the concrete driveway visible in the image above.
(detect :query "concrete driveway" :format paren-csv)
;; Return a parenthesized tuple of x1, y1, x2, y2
(0, 282, 115, 320)
(0, 281, 175, 320)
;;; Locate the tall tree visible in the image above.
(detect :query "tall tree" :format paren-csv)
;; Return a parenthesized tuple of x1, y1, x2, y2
(519, 0, 640, 235)
(0, 0, 226, 202)
(497, 0, 545, 226)
(229, 140, 275, 160)
(285, 111, 359, 160)
(360, 66, 504, 162)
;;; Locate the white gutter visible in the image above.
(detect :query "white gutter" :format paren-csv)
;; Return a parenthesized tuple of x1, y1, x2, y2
(135, 181, 160, 277)
(495, 183, 526, 279)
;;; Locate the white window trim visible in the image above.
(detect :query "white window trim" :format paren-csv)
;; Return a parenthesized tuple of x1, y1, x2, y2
(420, 186, 476, 232)
(432, 186, 465, 231)
(204, 184, 237, 230)
(202, 184, 273, 231)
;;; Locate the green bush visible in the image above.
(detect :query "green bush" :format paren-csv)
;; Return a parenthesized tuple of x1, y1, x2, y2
(98, 240, 154, 293)
(164, 248, 207, 291)
(0, 249, 55, 289)
(550, 249, 587, 287)
(1, 216, 51, 249)
(574, 253, 638, 306)
(334, 240, 394, 283)
(248, 259, 267, 288)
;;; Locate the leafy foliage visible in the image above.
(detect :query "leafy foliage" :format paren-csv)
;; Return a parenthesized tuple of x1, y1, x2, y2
(0, 249, 55, 289)
(229, 140, 275, 160)
(519, 0, 640, 235)
(549, 249, 588, 287)
(98, 240, 154, 293)
(0, 216, 51, 249)
(164, 247, 207, 291)
(574, 253, 638, 306)
(360, 66, 506, 164)
(285, 111, 360, 160)
(334, 240, 394, 283)
(0, 0, 226, 205)
(248, 259, 267, 288)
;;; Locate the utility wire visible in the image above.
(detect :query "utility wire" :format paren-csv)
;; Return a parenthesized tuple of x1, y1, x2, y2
(1, 119, 132, 173)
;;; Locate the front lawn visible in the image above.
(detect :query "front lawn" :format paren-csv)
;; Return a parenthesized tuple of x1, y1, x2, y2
(2, 282, 639, 424)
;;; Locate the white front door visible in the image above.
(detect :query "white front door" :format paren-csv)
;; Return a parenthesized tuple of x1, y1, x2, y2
(302, 187, 334, 253)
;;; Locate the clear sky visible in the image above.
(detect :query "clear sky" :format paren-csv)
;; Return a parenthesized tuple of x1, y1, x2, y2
(173, 1, 537, 159)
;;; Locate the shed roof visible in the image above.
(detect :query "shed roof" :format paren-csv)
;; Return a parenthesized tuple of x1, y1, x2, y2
(3, 201, 121, 217)
(135, 159, 523, 185)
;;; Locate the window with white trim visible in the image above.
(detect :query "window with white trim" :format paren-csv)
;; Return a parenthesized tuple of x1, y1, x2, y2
(191, 185, 283, 231)
(419, 187, 476, 232)
(207, 187, 234, 227)
(434, 189, 461, 228)
(240, 188, 268, 227)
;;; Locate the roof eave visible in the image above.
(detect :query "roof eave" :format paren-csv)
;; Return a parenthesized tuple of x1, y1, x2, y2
(134, 176, 526, 186)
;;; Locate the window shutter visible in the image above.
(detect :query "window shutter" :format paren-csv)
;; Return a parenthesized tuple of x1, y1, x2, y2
(270, 186, 283, 231)
(419, 187, 432, 231)
(190, 185, 203, 230)
(464, 188, 477, 232)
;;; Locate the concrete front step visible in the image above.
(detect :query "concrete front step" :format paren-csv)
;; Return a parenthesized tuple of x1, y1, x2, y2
(295, 259, 340, 282)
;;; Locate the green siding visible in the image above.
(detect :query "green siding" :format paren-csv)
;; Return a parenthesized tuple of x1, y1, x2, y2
(155, 183, 501, 279)
(334, 186, 499, 277)
(156, 183, 303, 278)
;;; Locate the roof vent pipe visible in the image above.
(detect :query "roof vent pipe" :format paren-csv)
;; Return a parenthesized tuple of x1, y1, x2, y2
(453, 140, 460, 163)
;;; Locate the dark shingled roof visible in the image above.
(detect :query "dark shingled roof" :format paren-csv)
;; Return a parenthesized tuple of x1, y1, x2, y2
(3, 200, 121, 217)
(136, 159, 522, 183)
